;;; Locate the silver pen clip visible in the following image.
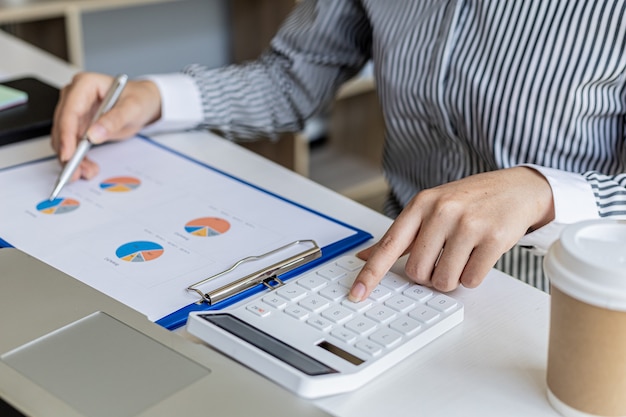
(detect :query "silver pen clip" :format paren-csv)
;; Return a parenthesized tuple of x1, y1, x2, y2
(186, 239, 321, 305)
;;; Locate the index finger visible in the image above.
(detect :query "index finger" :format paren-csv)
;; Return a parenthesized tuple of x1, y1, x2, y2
(52, 91, 87, 163)
(51, 74, 113, 162)
(348, 211, 420, 302)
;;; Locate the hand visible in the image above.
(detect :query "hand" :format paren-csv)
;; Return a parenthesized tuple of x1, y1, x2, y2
(51, 72, 162, 181)
(348, 167, 555, 301)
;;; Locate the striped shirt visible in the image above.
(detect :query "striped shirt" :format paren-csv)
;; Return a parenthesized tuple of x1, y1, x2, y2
(149, 0, 626, 292)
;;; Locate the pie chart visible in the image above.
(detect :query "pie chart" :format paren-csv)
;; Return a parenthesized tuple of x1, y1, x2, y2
(185, 217, 231, 237)
(36, 198, 80, 214)
(116, 241, 164, 262)
(100, 176, 141, 192)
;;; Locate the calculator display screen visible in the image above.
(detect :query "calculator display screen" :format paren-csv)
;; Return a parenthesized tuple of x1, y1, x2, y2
(200, 313, 338, 376)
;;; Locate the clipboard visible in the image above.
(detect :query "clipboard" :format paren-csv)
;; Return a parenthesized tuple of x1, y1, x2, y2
(0, 136, 373, 330)
(156, 235, 368, 330)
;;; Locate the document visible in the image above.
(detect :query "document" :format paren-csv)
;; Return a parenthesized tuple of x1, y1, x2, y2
(0, 137, 366, 321)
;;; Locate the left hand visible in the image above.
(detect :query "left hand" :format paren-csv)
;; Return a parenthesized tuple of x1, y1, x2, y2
(348, 166, 555, 301)
(51, 72, 162, 182)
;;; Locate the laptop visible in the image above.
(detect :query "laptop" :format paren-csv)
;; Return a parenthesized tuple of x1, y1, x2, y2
(0, 248, 332, 417)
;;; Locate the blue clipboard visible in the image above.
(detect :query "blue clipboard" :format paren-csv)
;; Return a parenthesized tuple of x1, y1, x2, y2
(144, 138, 372, 329)
(156, 233, 370, 330)
(0, 136, 373, 330)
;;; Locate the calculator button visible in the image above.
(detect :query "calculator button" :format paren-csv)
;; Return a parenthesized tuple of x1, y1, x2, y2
(299, 295, 330, 313)
(390, 317, 422, 336)
(384, 295, 415, 313)
(365, 305, 397, 324)
(276, 285, 308, 301)
(307, 316, 333, 332)
(319, 283, 347, 302)
(426, 294, 458, 312)
(284, 305, 309, 321)
(341, 297, 373, 312)
(262, 295, 287, 309)
(246, 304, 271, 317)
(336, 271, 358, 288)
(380, 273, 410, 292)
(316, 265, 347, 280)
(345, 316, 378, 335)
(321, 306, 353, 324)
(369, 285, 393, 302)
(335, 256, 365, 271)
(330, 328, 358, 344)
(403, 285, 434, 302)
(369, 328, 403, 348)
(297, 274, 328, 291)
(188, 255, 465, 396)
(409, 305, 440, 324)
(355, 340, 384, 357)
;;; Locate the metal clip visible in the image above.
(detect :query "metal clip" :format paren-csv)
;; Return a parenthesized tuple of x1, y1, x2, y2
(186, 239, 321, 305)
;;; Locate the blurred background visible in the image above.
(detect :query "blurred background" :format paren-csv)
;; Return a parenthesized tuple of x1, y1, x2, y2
(0, 0, 386, 213)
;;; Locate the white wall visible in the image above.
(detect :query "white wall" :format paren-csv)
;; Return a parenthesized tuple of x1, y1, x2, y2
(81, 0, 229, 78)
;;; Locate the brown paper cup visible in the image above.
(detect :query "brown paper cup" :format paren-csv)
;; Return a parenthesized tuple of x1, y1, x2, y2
(544, 220, 626, 417)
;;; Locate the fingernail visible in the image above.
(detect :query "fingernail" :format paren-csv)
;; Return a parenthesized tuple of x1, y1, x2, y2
(348, 282, 366, 302)
(87, 123, 107, 144)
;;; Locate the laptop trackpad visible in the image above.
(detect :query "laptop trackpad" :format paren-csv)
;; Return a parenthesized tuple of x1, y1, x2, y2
(1, 312, 210, 417)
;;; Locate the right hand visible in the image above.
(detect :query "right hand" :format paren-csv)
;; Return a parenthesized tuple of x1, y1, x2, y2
(51, 72, 162, 181)
(348, 167, 555, 301)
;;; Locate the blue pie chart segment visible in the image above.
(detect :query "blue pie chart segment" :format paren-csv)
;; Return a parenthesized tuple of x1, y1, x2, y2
(116, 241, 164, 262)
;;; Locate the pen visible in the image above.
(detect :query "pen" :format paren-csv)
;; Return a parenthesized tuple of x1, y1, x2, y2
(48, 74, 128, 200)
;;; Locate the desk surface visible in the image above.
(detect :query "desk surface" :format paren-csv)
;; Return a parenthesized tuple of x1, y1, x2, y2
(0, 30, 559, 417)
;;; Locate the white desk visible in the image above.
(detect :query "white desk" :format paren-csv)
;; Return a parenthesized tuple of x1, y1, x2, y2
(0, 30, 559, 417)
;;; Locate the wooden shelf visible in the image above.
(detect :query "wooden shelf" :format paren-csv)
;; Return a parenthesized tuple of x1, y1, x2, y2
(324, 75, 387, 212)
(2, 0, 388, 211)
(309, 144, 387, 213)
(0, 0, 180, 67)
(336, 76, 375, 100)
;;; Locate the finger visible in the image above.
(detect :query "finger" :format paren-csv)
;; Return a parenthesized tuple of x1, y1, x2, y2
(458, 241, 503, 289)
(429, 235, 475, 292)
(356, 245, 374, 260)
(51, 86, 67, 156)
(53, 74, 113, 161)
(87, 83, 162, 144)
(404, 219, 447, 286)
(51, 85, 81, 161)
(73, 157, 99, 181)
(357, 243, 411, 261)
(349, 212, 420, 302)
(86, 102, 134, 144)
(64, 156, 96, 182)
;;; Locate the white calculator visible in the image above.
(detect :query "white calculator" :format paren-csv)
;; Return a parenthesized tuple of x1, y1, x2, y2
(187, 256, 464, 398)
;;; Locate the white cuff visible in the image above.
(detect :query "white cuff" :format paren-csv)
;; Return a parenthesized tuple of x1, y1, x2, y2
(138, 73, 204, 134)
(517, 164, 599, 254)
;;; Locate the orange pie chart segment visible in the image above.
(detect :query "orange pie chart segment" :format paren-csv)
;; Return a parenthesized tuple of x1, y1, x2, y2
(185, 217, 231, 237)
(100, 176, 141, 192)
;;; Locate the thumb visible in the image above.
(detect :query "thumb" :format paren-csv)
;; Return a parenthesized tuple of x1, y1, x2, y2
(86, 122, 108, 144)
(86, 105, 128, 144)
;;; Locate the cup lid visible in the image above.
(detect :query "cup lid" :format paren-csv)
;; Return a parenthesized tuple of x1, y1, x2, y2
(544, 219, 626, 311)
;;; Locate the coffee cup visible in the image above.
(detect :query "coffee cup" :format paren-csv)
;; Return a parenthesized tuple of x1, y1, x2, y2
(544, 219, 626, 417)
